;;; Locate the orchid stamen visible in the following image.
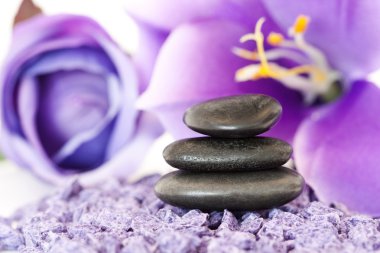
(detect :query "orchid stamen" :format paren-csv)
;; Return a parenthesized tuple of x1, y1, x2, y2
(267, 32, 284, 46)
(254, 18, 271, 74)
(290, 15, 310, 35)
(234, 15, 341, 104)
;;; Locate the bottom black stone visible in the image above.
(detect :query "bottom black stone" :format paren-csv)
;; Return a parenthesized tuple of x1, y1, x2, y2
(154, 167, 304, 211)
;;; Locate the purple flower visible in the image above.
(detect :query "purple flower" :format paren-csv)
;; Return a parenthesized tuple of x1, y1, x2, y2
(130, 0, 309, 143)
(0, 14, 162, 185)
(127, 0, 380, 215)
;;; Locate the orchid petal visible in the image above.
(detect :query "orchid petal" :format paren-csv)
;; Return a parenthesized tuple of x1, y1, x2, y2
(294, 80, 380, 215)
(133, 21, 168, 93)
(124, 0, 267, 31)
(138, 20, 309, 142)
(263, 0, 380, 79)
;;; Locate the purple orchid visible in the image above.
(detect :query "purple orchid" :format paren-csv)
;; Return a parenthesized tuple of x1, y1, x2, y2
(0, 14, 163, 185)
(127, 0, 380, 215)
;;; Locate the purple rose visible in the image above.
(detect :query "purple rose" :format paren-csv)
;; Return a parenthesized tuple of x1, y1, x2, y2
(0, 14, 162, 184)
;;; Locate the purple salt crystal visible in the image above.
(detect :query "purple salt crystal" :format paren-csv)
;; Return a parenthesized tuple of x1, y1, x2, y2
(46, 237, 95, 253)
(270, 210, 304, 228)
(257, 220, 284, 241)
(282, 185, 315, 213)
(156, 209, 181, 224)
(5, 174, 380, 253)
(259, 209, 304, 242)
(177, 210, 212, 237)
(180, 210, 208, 227)
(129, 212, 164, 240)
(341, 215, 380, 251)
(19, 247, 43, 253)
(0, 222, 24, 250)
(146, 199, 166, 213)
(156, 230, 202, 253)
(255, 237, 293, 253)
(240, 212, 263, 235)
(60, 180, 83, 201)
(216, 210, 239, 232)
(301, 201, 344, 225)
(121, 236, 152, 253)
(208, 211, 223, 230)
(290, 221, 342, 252)
(207, 231, 256, 253)
(97, 234, 122, 253)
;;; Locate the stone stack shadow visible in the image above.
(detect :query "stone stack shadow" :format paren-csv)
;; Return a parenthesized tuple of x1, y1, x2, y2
(155, 95, 304, 211)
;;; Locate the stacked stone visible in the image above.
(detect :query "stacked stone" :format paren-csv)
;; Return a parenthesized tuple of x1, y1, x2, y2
(155, 95, 305, 211)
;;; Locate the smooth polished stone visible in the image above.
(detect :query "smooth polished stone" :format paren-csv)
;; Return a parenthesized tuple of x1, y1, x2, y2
(184, 95, 282, 138)
(154, 167, 304, 211)
(163, 137, 292, 171)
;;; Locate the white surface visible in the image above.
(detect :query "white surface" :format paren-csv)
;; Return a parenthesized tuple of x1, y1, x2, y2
(0, 0, 22, 66)
(0, 160, 55, 217)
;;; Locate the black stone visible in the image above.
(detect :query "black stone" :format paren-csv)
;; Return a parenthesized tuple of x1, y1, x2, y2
(154, 167, 304, 211)
(184, 95, 282, 138)
(163, 137, 292, 172)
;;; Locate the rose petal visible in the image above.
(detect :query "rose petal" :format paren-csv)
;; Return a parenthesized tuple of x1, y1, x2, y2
(1, 134, 60, 182)
(23, 47, 117, 76)
(17, 76, 55, 169)
(37, 70, 110, 157)
(57, 121, 114, 171)
(1, 111, 163, 185)
(262, 0, 380, 79)
(1, 37, 100, 134)
(294, 80, 380, 215)
(51, 74, 120, 167)
(77, 112, 164, 185)
(91, 34, 140, 161)
(10, 14, 112, 60)
(124, 0, 266, 30)
(138, 20, 308, 142)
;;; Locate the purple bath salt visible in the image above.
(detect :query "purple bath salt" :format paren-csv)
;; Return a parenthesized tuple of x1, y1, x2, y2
(2, 174, 380, 253)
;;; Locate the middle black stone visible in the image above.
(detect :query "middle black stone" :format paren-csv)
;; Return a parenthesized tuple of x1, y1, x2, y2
(163, 137, 292, 172)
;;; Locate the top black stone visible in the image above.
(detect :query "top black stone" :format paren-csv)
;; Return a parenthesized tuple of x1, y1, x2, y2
(183, 94, 282, 138)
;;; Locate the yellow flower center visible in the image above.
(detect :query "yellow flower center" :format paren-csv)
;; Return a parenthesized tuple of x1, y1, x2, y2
(292, 15, 309, 34)
(234, 15, 341, 104)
